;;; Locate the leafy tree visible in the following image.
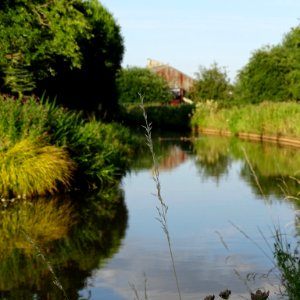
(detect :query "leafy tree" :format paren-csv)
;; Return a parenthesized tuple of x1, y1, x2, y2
(190, 62, 233, 102)
(281, 26, 300, 99)
(235, 24, 300, 103)
(0, 0, 124, 117)
(235, 46, 292, 103)
(116, 67, 172, 104)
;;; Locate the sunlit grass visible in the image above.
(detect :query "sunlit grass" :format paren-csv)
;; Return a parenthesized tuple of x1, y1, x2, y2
(191, 101, 300, 137)
(0, 139, 75, 198)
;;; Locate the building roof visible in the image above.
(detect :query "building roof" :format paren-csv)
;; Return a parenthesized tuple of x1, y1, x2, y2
(147, 59, 195, 92)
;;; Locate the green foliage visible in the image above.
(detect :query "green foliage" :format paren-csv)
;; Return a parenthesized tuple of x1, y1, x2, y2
(121, 103, 195, 131)
(116, 67, 172, 104)
(0, 0, 89, 79)
(0, 139, 75, 198)
(191, 101, 300, 137)
(0, 0, 124, 116)
(273, 230, 300, 299)
(235, 24, 300, 103)
(190, 62, 233, 102)
(0, 94, 140, 194)
(68, 120, 137, 187)
(0, 95, 51, 148)
(235, 46, 292, 103)
(47, 109, 141, 188)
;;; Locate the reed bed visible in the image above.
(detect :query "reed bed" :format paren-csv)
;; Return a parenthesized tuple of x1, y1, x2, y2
(191, 101, 300, 137)
(0, 95, 49, 148)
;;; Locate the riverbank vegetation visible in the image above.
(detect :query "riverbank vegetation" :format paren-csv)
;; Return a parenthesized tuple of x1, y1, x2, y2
(116, 67, 172, 104)
(191, 100, 300, 138)
(0, 94, 140, 198)
(120, 102, 195, 131)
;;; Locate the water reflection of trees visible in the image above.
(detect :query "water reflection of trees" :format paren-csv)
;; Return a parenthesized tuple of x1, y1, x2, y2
(131, 134, 300, 203)
(130, 137, 192, 172)
(191, 136, 300, 203)
(0, 186, 128, 300)
(240, 164, 300, 204)
(192, 137, 232, 182)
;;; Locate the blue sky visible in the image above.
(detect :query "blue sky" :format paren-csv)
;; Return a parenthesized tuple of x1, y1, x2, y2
(100, 0, 300, 81)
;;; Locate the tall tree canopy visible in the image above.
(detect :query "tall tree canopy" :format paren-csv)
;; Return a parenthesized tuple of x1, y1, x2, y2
(190, 62, 233, 102)
(0, 0, 124, 117)
(116, 67, 172, 104)
(235, 24, 300, 103)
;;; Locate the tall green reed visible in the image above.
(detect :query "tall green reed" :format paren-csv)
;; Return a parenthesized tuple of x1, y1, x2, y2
(0, 95, 49, 148)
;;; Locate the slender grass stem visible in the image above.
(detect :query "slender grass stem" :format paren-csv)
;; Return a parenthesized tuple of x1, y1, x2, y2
(140, 94, 182, 300)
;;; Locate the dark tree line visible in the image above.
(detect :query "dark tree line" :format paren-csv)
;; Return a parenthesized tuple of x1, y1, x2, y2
(0, 0, 124, 118)
(1, 1, 299, 112)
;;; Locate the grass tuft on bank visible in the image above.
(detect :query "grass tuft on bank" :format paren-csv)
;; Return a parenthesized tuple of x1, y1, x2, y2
(0, 139, 75, 198)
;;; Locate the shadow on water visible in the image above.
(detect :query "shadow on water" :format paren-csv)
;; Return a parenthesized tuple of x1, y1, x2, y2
(0, 186, 128, 300)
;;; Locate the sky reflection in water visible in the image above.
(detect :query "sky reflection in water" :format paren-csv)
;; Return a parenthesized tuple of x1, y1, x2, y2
(80, 137, 298, 300)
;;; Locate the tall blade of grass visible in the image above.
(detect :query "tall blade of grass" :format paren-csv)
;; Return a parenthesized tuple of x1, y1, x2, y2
(140, 94, 182, 300)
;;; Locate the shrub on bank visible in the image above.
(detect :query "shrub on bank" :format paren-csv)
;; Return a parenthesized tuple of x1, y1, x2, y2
(116, 67, 172, 104)
(120, 103, 195, 131)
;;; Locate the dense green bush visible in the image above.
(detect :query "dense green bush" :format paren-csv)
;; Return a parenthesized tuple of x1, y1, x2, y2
(120, 103, 195, 131)
(189, 62, 233, 102)
(116, 67, 172, 104)
(235, 24, 300, 103)
(0, 0, 123, 117)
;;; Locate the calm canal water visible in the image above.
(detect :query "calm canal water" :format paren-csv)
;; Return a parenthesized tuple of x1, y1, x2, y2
(1, 135, 299, 300)
(79, 135, 299, 300)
